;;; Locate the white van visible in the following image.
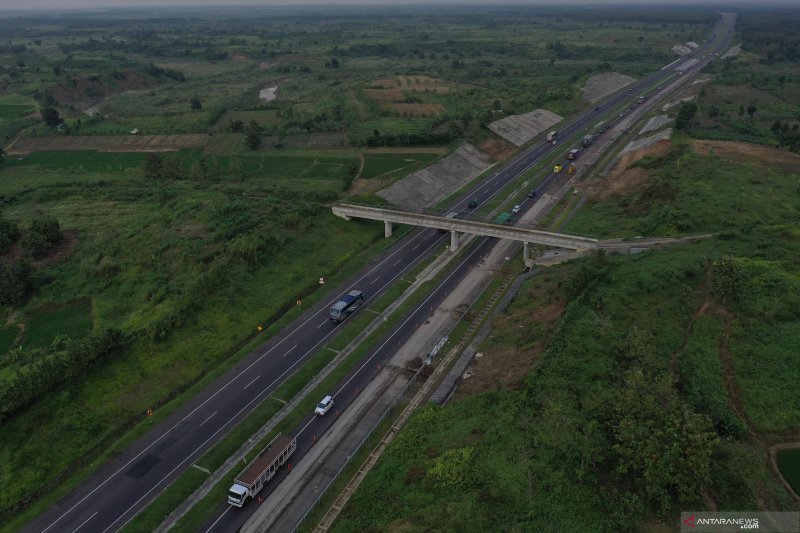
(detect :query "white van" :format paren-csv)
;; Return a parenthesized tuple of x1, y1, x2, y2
(315, 395, 333, 416)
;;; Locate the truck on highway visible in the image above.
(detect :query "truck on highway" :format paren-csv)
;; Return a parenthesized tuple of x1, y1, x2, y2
(546, 130, 557, 143)
(228, 434, 296, 507)
(330, 290, 365, 322)
(581, 134, 596, 147)
(567, 148, 581, 160)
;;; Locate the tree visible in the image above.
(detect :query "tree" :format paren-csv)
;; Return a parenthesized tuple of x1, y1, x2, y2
(227, 119, 244, 133)
(0, 259, 32, 305)
(22, 216, 62, 258)
(162, 153, 183, 180)
(144, 153, 163, 180)
(244, 120, 261, 150)
(746, 104, 757, 118)
(190, 96, 202, 110)
(30, 217, 61, 244)
(612, 369, 718, 513)
(675, 102, 697, 130)
(0, 215, 20, 253)
(41, 107, 62, 128)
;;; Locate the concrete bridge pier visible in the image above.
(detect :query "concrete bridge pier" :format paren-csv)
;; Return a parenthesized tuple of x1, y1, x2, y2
(450, 230, 459, 252)
(523, 242, 535, 268)
(384, 220, 392, 238)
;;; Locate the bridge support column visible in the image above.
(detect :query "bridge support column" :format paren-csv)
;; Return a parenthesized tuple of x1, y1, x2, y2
(523, 242, 535, 268)
(450, 230, 459, 252)
(384, 220, 392, 238)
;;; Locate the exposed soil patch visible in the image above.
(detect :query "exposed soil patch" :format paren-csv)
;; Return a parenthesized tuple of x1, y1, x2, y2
(617, 139, 672, 170)
(459, 285, 567, 396)
(588, 166, 650, 202)
(457, 344, 541, 394)
(348, 177, 391, 196)
(259, 86, 278, 102)
(364, 76, 458, 107)
(363, 88, 404, 102)
(372, 76, 454, 92)
(479, 136, 518, 161)
(691, 140, 800, 173)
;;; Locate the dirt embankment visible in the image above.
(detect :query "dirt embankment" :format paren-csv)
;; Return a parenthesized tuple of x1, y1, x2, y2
(586, 139, 673, 202)
(479, 136, 518, 161)
(691, 140, 800, 173)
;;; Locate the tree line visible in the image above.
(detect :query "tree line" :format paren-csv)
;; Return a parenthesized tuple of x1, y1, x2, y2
(0, 214, 63, 307)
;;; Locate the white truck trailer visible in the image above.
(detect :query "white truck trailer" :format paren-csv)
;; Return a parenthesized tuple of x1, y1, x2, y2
(228, 434, 297, 507)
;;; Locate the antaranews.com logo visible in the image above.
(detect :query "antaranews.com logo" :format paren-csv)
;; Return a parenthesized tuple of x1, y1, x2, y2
(681, 512, 800, 532)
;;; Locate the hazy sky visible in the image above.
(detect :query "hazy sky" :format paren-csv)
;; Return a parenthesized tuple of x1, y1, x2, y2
(1, 0, 796, 11)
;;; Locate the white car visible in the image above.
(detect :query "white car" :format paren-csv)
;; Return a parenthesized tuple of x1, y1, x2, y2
(512, 205, 521, 214)
(315, 395, 333, 416)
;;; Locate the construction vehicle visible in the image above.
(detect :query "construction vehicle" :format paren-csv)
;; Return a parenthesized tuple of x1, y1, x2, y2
(567, 163, 576, 174)
(553, 164, 562, 173)
(228, 434, 296, 507)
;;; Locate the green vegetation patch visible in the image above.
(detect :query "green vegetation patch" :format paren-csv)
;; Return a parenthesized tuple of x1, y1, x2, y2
(5, 150, 146, 172)
(777, 448, 800, 496)
(0, 326, 19, 355)
(23, 300, 94, 349)
(360, 152, 439, 179)
(350, 118, 435, 143)
(0, 104, 34, 120)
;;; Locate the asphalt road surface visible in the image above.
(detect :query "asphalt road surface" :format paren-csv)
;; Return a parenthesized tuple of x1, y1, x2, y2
(25, 14, 734, 533)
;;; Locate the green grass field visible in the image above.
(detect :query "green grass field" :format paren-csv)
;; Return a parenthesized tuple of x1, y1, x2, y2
(22, 301, 94, 349)
(0, 327, 19, 355)
(5, 150, 147, 172)
(360, 152, 439, 179)
(0, 104, 34, 120)
(350, 118, 436, 143)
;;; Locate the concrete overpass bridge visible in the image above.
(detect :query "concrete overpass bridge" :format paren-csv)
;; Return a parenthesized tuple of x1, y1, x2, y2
(332, 203, 599, 267)
(332, 203, 709, 267)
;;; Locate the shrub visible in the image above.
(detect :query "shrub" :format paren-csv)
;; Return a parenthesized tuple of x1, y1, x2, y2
(0, 260, 32, 305)
(0, 215, 20, 253)
(21, 216, 62, 258)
